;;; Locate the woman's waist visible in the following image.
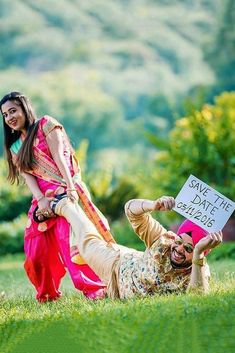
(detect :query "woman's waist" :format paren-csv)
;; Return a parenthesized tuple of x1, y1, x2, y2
(35, 173, 82, 195)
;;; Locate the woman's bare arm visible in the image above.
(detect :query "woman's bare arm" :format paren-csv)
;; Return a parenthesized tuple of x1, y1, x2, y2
(22, 172, 54, 217)
(45, 128, 78, 202)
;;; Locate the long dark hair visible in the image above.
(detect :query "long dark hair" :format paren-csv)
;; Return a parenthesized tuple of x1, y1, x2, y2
(0, 92, 39, 184)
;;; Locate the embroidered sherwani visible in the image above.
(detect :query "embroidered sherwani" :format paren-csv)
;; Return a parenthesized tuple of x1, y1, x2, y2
(52, 198, 195, 299)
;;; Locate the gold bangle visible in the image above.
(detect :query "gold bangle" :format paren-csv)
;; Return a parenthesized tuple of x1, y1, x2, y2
(66, 188, 77, 192)
(192, 257, 206, 267)
(141, 201, 146, 213)
(126, 200, 137, 216)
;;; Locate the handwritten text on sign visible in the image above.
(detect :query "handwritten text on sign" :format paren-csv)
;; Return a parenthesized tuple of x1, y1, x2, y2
(173, 175, 235, 232)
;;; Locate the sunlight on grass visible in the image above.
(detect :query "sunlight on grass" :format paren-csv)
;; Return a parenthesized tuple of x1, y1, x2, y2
(0, 255, 235, 353)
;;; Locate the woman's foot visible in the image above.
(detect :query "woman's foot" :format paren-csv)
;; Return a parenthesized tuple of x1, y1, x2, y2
(84, 288, 106, 300)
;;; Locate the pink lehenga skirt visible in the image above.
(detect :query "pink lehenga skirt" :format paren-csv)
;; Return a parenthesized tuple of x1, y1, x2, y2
(24, 179, 106, 302)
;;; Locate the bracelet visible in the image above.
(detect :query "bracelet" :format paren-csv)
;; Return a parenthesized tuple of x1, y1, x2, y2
(141, 201, 146, 213)
(66, 188, 77, 192)
(37, 195, 45, 202)
(192, 257, 206, 267)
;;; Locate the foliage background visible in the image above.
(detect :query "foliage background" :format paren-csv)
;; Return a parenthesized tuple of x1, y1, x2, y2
(0, 2, 235, 353)
(0, 0, 234, 253)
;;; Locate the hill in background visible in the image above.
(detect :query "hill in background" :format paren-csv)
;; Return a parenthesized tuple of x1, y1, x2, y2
(0, 0, 223, 163)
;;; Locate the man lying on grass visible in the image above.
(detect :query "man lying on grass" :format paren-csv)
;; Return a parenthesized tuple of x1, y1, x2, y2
(52, 195, 222, 299)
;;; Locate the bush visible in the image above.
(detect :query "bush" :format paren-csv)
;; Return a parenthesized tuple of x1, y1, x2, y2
(87, 170, 139, 221)
(112, 217, 145, 251)
(0, 159, 31, 222)
(145, 91, 235, 224)
(0, 215, 26, 255)
(0, 188, 31, 222)
(207, 242, 235, 261)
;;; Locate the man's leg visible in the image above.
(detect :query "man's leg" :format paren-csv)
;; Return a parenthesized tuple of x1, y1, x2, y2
(54, 217, 106, 299)
(53, 198, 120, 285)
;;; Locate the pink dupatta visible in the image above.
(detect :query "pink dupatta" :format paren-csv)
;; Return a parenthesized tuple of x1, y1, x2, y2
(26, 116, 115, 260)
(22, 116, 115, 300)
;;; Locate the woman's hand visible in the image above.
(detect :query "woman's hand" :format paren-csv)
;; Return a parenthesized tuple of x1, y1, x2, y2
(66, 189, 79, 203)
(36, 196, 55, 219)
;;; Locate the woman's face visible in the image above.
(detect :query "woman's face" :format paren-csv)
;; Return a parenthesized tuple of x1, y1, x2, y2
(1, 100, 26, 133)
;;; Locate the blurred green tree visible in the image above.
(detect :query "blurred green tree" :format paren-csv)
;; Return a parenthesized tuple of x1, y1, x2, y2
(88, 175, 139, 221)
(0, 215, 26, 255)
(204, 0, 235, 91)
(146, 91, 235, 203)
(75, 143, 140, 221)
(0, 160, 31, 222)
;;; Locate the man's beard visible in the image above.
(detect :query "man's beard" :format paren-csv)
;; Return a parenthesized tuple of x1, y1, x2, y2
(170, 259, 192, 269)
(170, 248, 192, 269)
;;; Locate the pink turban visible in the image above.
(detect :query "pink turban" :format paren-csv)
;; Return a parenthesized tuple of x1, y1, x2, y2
(177, 219, 210, 255)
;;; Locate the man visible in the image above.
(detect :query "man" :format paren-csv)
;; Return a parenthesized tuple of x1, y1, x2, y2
(52, 195, 222, 299)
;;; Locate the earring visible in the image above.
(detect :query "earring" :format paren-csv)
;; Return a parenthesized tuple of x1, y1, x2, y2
(11, 129, 14, 134)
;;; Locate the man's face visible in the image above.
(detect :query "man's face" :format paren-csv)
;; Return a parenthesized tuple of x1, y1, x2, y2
(170, 233, 194, 268)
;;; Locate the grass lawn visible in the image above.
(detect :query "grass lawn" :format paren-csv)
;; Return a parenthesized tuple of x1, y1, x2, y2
(0, 254, 235, 353)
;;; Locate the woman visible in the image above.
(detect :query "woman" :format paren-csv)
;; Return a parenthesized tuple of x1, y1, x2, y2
(0, 91, 115, 302)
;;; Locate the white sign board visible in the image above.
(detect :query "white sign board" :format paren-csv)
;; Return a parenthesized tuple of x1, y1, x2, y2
(173, 175, 235, 232)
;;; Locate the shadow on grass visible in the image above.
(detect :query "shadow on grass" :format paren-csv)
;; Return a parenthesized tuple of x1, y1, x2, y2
(1, 293, 235, 353)
(1, 256, 235, 353)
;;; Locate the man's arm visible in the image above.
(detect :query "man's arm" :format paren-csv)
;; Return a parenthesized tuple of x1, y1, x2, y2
(125, 196, 175, 248)
(187, 231, 223, 293)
